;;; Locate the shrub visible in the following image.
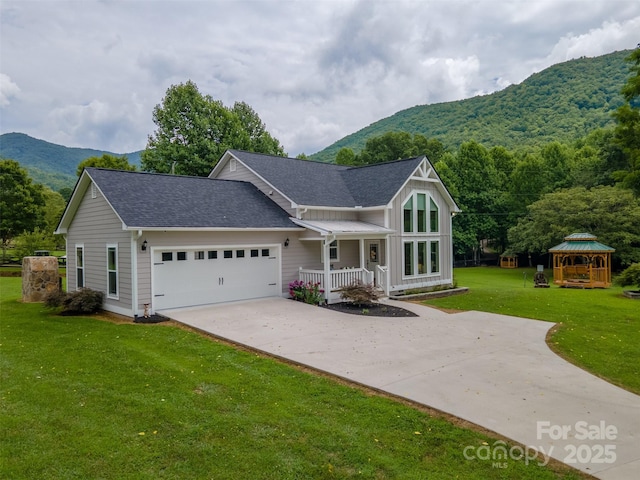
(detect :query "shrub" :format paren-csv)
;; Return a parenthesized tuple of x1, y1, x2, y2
(339, 280, 380, 306)
(616, 263, 640, 290)
(289, 280, 324, 305)
(44, 288, 104, 315)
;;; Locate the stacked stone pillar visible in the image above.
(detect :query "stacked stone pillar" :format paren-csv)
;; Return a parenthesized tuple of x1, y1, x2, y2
(22, 256, 60, 302)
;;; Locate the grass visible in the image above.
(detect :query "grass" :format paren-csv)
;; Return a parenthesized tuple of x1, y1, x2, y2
(422, 267, 640, 394)
(0, 277, 586, 479)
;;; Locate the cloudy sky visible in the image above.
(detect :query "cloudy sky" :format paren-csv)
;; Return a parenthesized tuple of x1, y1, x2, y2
(1, 0, 639, 156)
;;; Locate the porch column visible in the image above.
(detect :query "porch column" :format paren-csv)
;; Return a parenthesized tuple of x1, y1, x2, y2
(359, 238, 365, 270)
(323, 235, 335, 303)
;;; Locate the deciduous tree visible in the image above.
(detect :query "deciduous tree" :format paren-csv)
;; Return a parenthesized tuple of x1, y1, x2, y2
(141, 81, 285, 176)
(612, 46, 640, 196)
(508, 186, 640, 266)
(0, 159, 46, 260)
(76, 154, 136, 176)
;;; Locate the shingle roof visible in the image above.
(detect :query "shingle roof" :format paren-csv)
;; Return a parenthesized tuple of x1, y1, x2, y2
(227, 150, 424, 207)
(85, 168, 295, 229)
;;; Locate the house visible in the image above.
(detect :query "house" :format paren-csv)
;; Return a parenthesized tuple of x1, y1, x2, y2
(55, 150, 460, 318)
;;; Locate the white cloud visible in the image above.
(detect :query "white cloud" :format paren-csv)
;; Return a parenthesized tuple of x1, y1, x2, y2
(0, 73, 20, 107)
(547, 17, 640, 64)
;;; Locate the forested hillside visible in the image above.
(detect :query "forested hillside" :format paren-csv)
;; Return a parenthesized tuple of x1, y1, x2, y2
(0, 133, 141, 190)
(312, 50, 632, 162)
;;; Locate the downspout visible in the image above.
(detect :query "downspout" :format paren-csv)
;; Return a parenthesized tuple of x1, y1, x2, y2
(62, 235, 68, 292)
(131, 230, 143, 318)
(296, 207, 308, 220)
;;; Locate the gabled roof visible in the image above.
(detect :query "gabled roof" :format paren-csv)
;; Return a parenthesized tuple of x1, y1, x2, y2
(213, 150, 459, 211)
(56, 168, 297, 233)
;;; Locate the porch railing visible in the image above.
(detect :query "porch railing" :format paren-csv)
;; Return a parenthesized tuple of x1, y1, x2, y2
(376, 265, 388, 294)
(298, 267, 374, 302)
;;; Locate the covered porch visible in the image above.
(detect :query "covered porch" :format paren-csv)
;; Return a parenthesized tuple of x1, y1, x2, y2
(291, 219, 393, 303)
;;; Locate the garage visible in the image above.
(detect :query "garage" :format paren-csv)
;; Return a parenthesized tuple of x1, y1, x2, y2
(152, 246, 280, 311)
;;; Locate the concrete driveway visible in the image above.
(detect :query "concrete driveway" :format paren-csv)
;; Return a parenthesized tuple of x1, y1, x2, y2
(160, 297, 640, 480)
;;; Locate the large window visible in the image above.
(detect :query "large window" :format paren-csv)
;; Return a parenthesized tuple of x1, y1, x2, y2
(76, 245, 84, 289)
(403, 192, 437, 234)
(430, 198, 439, 233)
(107, 245, 118, 298)
(403, 240, 440, 277)
(431, 240, 440, 274)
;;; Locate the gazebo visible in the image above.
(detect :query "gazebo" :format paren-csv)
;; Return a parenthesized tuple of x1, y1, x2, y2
(499, 252, 518, 269)
(549, 233, 614, 288)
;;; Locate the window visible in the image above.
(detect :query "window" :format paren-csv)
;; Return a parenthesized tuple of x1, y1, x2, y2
(403, 240, 440, 277)
(224, 250, 233, 259)
(404, 242, 413, 276)
(431, 241, 440, 274)
(430, 198, 439, 233)
(251, 249, 259, 257)
(261, 249, 270, 257)
(403, 192, 437, 234)
(417, 194, 427, 233)
(107, 245, 118, 298)
(321, 240, 340, 262)
(195, 251, 205, 260)
(177, 251, 187, 261)
(236, 250, 245, 258)
(208, 250, 217, 259)
(417, 241, 427, 275)
(76, 245, 84, 289)
(162, 252, 173, 262)
(403, 196, 413, 233)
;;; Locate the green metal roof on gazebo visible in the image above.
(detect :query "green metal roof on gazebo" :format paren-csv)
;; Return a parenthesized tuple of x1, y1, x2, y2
(549, 233, 615, 253)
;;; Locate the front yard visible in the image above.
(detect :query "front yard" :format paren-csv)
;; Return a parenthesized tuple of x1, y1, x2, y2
(0, 276, 585, 479)
(422, 267, 640, 394)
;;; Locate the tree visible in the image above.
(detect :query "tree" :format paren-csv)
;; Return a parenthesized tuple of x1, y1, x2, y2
(141, 81, 285, 176)
(14, 227, 56, 259)
(356, 132, 445, 165)
(615, 263, 640, 290)
(441, 141, 504, 259)
(0, 160, 46, 261)
(508, 186, 640, 267)
(42, 187, 67, 245)
(76, 154, 136, 176)
(335, 147, 357, 165)
(231, 102, 285, 156)
(612, 45, 640, 196)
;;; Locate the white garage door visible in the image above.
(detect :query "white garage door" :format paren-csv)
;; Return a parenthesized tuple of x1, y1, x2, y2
(152, 246, 280, 310)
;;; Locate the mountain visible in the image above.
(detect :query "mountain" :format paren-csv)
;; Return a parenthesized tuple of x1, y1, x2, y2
(0, 132, 142, 191)
(311, 49, 633, 162)
(2, 50, 634, 187)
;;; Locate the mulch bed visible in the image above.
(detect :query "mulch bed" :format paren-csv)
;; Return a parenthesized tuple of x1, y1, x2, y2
(320, 302, 417, 317)
(134, 314, 170, 324)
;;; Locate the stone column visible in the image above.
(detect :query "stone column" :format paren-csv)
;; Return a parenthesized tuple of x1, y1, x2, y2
(22, 256, 60, 303)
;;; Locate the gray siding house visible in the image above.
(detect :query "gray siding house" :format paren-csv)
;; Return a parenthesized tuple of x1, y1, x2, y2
(56, 150, 459, 318)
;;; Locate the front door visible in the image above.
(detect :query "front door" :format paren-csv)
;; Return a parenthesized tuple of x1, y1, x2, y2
(366, 241, 380, 272)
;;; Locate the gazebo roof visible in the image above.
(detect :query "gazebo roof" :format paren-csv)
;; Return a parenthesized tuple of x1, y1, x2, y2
(548, 232, 615, 253)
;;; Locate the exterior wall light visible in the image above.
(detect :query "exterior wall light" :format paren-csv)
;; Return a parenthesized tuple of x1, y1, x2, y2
(284, 238, 290, 247)
(141, 240, 148, 251)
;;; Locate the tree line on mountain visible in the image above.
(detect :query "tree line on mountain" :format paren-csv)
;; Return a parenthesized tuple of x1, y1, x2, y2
(2, 48, 639, 268)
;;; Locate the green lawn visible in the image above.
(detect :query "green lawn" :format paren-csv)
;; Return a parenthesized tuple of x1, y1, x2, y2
(0, 277, 585, 479)
(423, 267, 640, 394)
